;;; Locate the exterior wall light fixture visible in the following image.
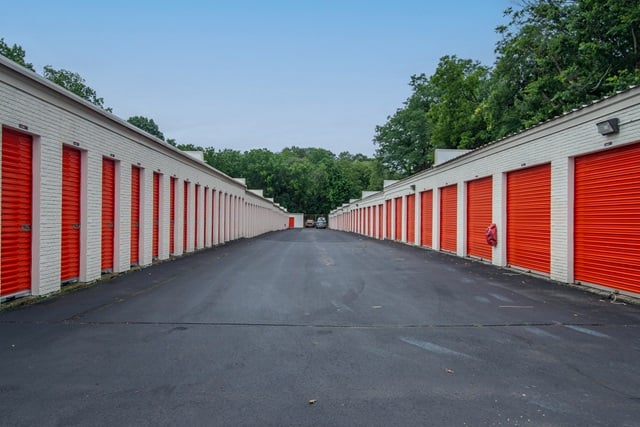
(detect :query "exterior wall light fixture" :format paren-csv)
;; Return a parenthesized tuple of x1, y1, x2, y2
(596, 118, 619, 135)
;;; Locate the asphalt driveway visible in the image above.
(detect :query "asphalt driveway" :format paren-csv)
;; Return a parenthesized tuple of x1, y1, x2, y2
(1, 229, 639, 426)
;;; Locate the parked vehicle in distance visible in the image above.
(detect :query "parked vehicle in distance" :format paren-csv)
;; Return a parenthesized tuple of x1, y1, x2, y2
(305, 219, 315, 228)
(315, 217, 327, 229)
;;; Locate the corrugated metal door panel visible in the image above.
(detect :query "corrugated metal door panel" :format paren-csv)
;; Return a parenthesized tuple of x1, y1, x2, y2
(61, 146, 81, 282)
(1, 129, 32, 296)
(288, 217, 294, 228)
(194, 184, 200, 248)
(395, 197, 402, 240)
(440, 184, 457, 252)
(507, 164, 550, 273)
(211, 190, 219, 245)
(203, 188, 208, 244)
(467, 176, 493, 260)
(406, 194, 415, 244)
(101, 158, 115, 272)
(183, 182, 189, 251)
(218, 192, 223, 243)
(373, 206, 378, 238)
(420, 190, 433, 247)
(130, 167, 140, 266)
(368, 207, 372, 236)
(170, 177, 176, 254)
(575, 143, 640, 294)
(378, 204, 383, 238)
(152, 172, 160, 258)
(385, 200, 391, 238)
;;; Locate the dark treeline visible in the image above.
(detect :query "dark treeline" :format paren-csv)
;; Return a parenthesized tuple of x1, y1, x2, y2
(2, 0, 639, 213)
(186, 145, 388, 215)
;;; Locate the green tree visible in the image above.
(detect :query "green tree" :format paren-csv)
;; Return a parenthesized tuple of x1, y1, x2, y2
(43, 65, 111, 111)
(0, 38, 34, 71)
(127, 116, 165, 140)
(427, 55, 491, 150)
(204, 148, 246, 179)
(490, 0, 640, 132)
(373, 74, 433, 176)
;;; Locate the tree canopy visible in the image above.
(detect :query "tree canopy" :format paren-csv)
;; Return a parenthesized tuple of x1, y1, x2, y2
(127, 116, 165, 140)
(374, 0, 640, 176)
(43, 65, 111, 111)
(0, 38, 34, 71)
(205, 147, 388, 214)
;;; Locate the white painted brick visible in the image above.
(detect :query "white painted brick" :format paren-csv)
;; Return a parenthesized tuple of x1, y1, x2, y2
(331, 87, 640, 295)
(0, 58, 288, 298)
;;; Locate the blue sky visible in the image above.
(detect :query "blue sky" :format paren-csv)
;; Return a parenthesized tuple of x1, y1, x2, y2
(2, 1, 512, 156)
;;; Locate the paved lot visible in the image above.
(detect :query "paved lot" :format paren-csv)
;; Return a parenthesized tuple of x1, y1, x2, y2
(1, 229, 640, 426)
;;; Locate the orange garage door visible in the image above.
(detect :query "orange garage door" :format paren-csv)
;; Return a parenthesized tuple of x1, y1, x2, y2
(467, 176, 493, 260)
(440, 185, 457, 252)
(385, 200, 391, 238)
(288, 217, 295, 228)
(406, 194, 415, 244)
(130, 166, 141, 266)
(420, 190, 433, 247)
(194, 184, 200, 249)
(507, 164, 550, 274)
(183, 182, 189, 250)
(170, 177, 176, 254)
(575, 143, 640, 294)
(395, 197, 402, 240)
(1, 129, 32, 296)
(61, 146, 81, 282)
(101, 158, 116, 273)
(152, 172, 160, 258)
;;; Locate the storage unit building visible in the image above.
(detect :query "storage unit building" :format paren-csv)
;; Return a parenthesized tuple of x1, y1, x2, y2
(330, 86, 640, 298)
(0, 56, 288, 299)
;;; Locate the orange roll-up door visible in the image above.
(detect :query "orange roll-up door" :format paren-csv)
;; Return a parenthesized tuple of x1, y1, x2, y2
(152, 172, 160, 259)
(575, 143, 640, 294)
(170, 177, 176, 254)
(288, 217, 295, 228)
(218, 192, 223, 243)
(61, 146, 81, 282)
(507, 164, 550, 273)
(183, 182, 189, 251)
(467, 176, 493, 260)
(378, 204, 383, 239)
(211, 190, 217, 245)
(130, 166, 141, 266)
(1, 129, 32, 296)
(395, 197, 402, 240)
(372, 206, 377, 238)
(440, 184, 457, 252)
(194, 184, 200, 249)
(385, 200, 391, 238)
(203, 187, 208, 246)
(406, 194, 415, 244)
(101, 158, 116, 273)
(420, 190, 433, 247)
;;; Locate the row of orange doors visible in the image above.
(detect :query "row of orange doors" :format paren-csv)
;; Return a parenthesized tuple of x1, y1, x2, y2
(2, 127, 639, 296)
(345, 143, 640, 295)
(1, 129, 239, 297)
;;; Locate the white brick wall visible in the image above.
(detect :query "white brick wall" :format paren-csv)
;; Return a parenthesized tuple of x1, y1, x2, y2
(0, 57, 288, 298)
(330, 87, 640, 296)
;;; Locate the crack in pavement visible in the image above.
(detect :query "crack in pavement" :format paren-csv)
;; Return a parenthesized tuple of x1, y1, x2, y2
(1, 319, 639, 329)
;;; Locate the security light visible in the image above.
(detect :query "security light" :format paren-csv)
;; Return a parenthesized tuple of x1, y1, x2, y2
(596, 118, 619, 135)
